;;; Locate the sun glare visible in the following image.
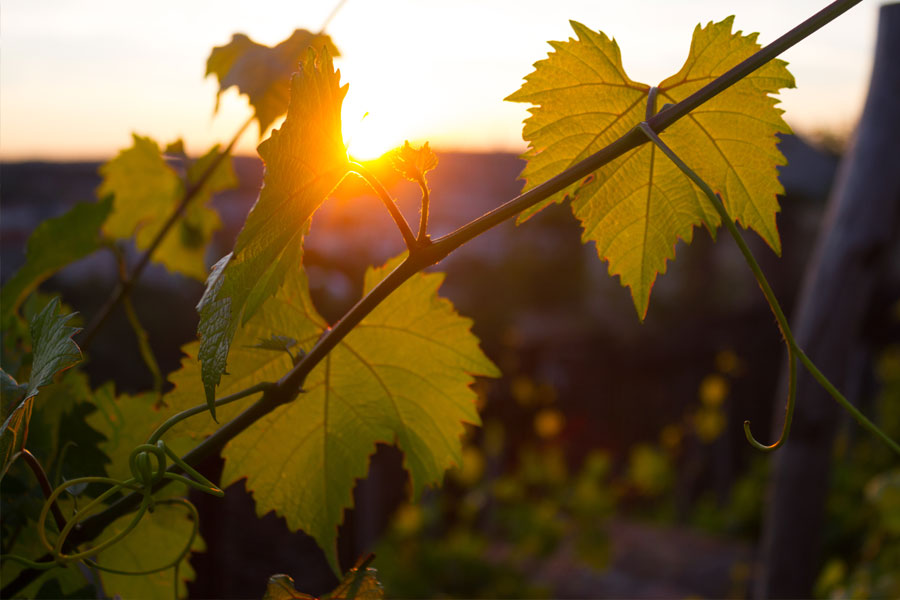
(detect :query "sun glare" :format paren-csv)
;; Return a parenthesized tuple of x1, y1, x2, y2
(343, 110, 407, 162)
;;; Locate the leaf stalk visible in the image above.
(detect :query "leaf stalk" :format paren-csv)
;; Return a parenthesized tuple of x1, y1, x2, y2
(349, 161, 420, 251)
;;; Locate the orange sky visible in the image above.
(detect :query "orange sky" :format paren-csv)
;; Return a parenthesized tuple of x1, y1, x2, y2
(0, 0, 879, 161)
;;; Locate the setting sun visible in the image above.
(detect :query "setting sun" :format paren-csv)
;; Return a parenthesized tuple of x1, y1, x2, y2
(342, 110, 406, 162)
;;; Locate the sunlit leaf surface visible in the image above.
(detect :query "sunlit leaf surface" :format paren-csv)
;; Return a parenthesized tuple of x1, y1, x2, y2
(98, 135, 236, 280)
(171, 258, 497, 571)
(507, 17, 794, 317)
(197, 49, 350, 412)
(96, 502, 205, 600)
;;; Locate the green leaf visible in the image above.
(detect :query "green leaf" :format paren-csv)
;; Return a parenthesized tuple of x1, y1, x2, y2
(250, 335, 300, 353)
(207, 29, 339, 134)
(25, 297, 82, 402)
(85, 386, 170, 481)
(507, 17, 794, 317)
(95, 501, 205, 600)
(0, 298, 81, 479)
(197, 49, 350, 414)
(0, 370, 27, 415)
(98, 135, 236, 280)
(0, 197, 112, 323)
(24, 369, 96, 476)
(169, 258, 498, 571)
(220, 259, 496, 572)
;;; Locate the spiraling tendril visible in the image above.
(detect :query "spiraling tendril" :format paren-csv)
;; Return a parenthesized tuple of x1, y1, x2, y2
(1, 423, 234, 597)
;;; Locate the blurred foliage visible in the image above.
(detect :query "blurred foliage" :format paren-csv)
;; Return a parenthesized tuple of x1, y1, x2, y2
(815, 344, 900, 599)
(370, 338, 900, 598)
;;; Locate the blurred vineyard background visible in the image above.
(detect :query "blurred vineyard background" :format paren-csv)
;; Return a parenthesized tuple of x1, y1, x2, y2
(1, 131, 898, 598)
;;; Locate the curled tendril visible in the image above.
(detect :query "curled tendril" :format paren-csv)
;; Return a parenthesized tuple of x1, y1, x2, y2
(2, 439, 222, 591)
(744, 348, 797, 451)
(1, 383, 273, 593)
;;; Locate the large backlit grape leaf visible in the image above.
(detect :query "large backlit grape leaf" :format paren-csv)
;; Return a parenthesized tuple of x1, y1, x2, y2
(174, 258, 498, 571)
(207, 29, 339, 134)
(95, 501, 205, 600)
(0, 297, 81, 479)
(98, 135, 236, 280)
(0, 197, 112, 323)
(507, 17, 794, 317)
(197, 49, 350, 414)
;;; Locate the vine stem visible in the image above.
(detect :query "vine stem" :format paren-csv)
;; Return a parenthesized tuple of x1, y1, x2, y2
(638, 121, 900, 456)
(78, 114, 255, 349)
(111, 244, 164, 402)
(20, 450, 67, 532)
(349, 161, 419, 251)
(0, 0, 871, 595)
(416, 174, 430, 242)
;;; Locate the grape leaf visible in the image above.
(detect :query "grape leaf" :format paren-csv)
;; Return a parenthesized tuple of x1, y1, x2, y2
(507, 17, 794, 317)
(221, 259, 498, 572)
(207, 29, 339, 134)
(326, 560, 384, 599)
(390, 141, 438, 183)
(95, 501, 205, 600)
(197, 49, 350, 414)
(98, 135, 236, 280)
(0, 197, 112, 323)
(85, 385, 171, 481)
(171, 258, 498, 571)
(0, 297, 81, 479)
(263, 559, 383, 600)
(25, 297, 82, 401)
(263, 575, 315, 600)
(251, 335, 300, 354)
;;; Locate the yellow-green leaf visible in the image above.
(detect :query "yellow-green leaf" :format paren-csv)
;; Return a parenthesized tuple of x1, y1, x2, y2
(172, 257, 498, 572)
(98, 135, 236, 280)
(224, 260, 497, 572)
(85, 386, 176, 481)
(197, 49, 350, 412)
(95, 501, 205, 600)
(507, 17, 794, 317)
(207, 29, 339, 134)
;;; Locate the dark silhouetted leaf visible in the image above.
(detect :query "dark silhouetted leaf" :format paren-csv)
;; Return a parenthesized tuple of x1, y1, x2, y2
(207, 29, 339, 134)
